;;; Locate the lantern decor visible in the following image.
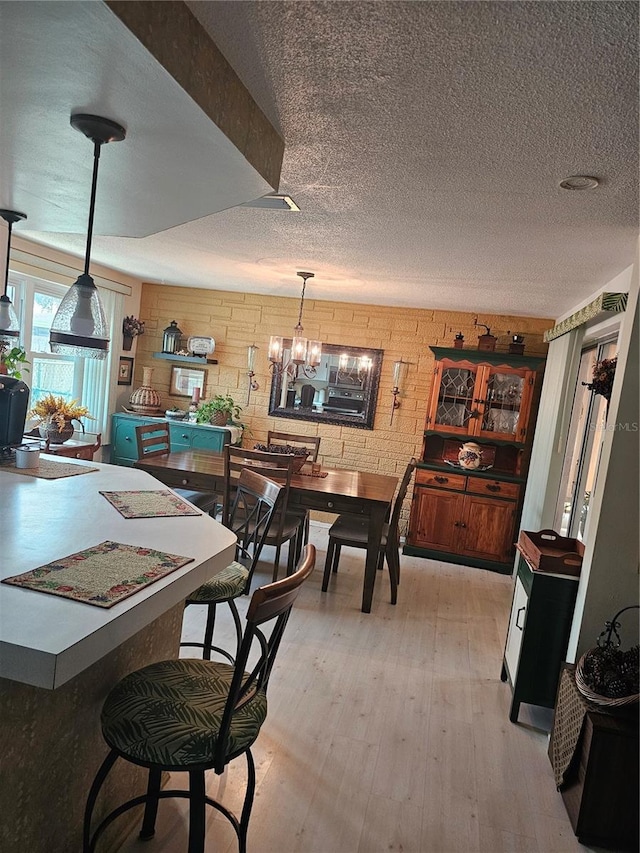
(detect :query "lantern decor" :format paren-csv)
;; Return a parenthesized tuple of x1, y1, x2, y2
(162, 320, 183, 354)
(582, 356, 617, 402)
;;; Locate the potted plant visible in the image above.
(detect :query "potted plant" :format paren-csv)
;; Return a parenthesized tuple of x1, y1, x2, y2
(195, 394, 242, 427)
(0, 341, 30, 379)
(29, 394, 95, 444)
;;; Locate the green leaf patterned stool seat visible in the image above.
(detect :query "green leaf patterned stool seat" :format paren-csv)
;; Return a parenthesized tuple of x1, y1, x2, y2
(83, 545, 316, 853)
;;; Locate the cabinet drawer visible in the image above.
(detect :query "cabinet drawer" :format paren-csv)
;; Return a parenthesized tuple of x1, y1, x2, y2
(466, 476, 519, 500)
(415, 469, 466, 490)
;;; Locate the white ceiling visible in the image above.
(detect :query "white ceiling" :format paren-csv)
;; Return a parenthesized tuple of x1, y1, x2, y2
(3, 1, 639, 319)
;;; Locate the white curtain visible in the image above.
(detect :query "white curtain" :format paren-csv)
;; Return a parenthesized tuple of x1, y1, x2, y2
(81, 287, 124, 443)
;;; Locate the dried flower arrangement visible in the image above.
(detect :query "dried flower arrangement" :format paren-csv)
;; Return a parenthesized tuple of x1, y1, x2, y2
(122, 315, 145, 337)
(583, 356, 617, 401)
(29, 394, 94, 431)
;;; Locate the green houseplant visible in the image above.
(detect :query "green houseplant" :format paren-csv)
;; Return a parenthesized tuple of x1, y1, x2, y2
(195, 394, 242, 427)
(0, 342, 30, 379)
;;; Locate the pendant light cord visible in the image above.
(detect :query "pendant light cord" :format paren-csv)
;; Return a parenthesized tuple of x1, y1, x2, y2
(296, 276, 307, 328)
(83, 140, 102, 277)
(3, 219, 12, 297)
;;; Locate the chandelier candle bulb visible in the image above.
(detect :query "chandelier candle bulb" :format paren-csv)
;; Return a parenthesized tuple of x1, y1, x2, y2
(268, 336, 283, 363)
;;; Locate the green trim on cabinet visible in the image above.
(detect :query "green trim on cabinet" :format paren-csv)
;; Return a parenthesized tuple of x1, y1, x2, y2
(429, 346, 545, 369)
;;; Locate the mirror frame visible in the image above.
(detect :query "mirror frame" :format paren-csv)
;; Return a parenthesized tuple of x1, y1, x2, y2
(268, 342, 384, 430)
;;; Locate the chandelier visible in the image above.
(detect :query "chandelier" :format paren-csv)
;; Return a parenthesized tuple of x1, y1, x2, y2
(268, 271, 322, 378)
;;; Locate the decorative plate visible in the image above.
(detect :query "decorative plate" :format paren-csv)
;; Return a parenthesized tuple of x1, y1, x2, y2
(187, 336, 215, 356)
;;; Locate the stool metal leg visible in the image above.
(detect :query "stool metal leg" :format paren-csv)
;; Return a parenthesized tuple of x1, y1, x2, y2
(83, 749, 119, 852)
(139, 767, 162, 840)
(188, 770, 206, 853)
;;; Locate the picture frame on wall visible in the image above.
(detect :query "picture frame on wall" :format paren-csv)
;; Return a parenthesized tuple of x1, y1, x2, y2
(118, 356, 134, 386)
(169, 366, 207, 398)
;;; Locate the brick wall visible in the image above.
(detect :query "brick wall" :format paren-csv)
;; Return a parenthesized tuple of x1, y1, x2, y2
(138, 283, 551, 529)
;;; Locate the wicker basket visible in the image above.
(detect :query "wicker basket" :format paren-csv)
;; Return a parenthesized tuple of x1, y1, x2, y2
(575, 653, 639, 707)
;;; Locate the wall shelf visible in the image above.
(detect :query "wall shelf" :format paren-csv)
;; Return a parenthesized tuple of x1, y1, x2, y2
(153, 352, 218, 365)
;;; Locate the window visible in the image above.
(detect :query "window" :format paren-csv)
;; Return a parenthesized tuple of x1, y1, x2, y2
(554, 337, 618, 539)
(8, 272, 122, 437)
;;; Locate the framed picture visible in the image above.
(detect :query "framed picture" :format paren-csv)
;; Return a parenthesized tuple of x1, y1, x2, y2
(118, 356, 134, 386)
(170, 366, 207, 398)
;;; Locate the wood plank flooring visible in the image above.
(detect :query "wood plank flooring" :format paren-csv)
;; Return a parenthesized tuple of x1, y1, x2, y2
(116, 526, 606, 853)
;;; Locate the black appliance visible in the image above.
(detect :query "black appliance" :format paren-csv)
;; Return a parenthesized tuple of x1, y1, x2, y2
(0, 376, 30, 449)
(325, 387, 365, 415)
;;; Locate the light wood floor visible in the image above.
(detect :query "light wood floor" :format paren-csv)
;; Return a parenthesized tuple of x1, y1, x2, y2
(117, 525, 606, 853)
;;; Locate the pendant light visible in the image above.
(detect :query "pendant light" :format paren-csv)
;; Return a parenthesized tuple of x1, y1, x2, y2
(49, 114, 126, 359)
(268, 271, 322, 378)
(0, 209, 26, 339)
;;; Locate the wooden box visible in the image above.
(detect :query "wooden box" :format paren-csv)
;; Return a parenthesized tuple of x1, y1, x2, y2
(517, 529, 584, 576)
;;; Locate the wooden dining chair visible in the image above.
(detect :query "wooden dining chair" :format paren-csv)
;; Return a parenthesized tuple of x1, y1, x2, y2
(267, 430, 321, 462)
(267, 430, 321, 548)
(83, 544, 316, 853)
(322, 458, 417, 605)
(44, 433, 102, 460)
(225, 445, 304, 580)
(134, 422, 218, 514)
(182, 468, 284, 663)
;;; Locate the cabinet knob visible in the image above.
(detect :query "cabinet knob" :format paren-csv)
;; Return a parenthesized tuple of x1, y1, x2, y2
(125, 436, 131, 442)
(434, 475, 448, 484)
(181, 433, 189, 439)
(486, 483, 501, 492)
(459, 522, 466, 528)
(181, 478, 188, 486)
(327, 501, 334, 509)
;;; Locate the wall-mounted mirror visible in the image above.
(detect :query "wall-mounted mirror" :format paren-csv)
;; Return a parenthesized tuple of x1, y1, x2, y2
(268, 343, 384, 429)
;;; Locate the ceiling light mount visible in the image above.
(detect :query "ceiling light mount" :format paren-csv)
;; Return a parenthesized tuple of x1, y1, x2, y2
(559, 175, 599, 191)
(49, 114, 126, 359)
(0, 209, 27, 339)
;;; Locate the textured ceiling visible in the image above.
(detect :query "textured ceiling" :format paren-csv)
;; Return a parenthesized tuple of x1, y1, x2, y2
(5, 1, 640, 318)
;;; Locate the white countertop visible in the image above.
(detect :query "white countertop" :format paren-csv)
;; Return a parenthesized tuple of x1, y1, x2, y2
(0, 457, 236, 689)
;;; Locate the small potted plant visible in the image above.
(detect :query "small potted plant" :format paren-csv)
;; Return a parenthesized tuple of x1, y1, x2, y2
(122, 315, 145, 350)
(29, 394, 95, 444)
(0, 341, 30, 379)
(195, 394, 242, 427)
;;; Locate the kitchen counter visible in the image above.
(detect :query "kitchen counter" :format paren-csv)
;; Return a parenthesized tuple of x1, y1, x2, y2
(0, 457, 236, 851)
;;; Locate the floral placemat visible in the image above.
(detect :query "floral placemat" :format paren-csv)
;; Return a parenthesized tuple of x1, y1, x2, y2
(100, 490, 202, 518)
(0, 457, 98, 479)
(2, 540, 194, 608)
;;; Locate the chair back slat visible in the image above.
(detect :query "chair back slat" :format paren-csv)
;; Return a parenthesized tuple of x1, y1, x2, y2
(229, 468, 284, 575)
(224, 445, 295, 539)
(388, 458, 417, 544)
(267, 431, 321, 462)
(135, 423, 171, 459)
(214, 544, 316, 771)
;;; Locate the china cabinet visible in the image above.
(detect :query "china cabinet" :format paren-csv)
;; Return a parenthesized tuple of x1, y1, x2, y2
(404, 347, 545, 572)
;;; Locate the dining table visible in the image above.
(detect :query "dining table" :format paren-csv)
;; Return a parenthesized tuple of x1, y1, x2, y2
(134, 449, 399, 613)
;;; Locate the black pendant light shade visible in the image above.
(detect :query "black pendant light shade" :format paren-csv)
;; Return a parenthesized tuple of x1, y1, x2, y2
(49, 114, 126, 359)
(0, 209, 26, 339)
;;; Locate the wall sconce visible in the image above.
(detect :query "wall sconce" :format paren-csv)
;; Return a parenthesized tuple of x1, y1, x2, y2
(269, 271, 322, 380)
(0, 209, 26, 340)
(49, 114, 126, 359)
(390, 359, 409, 424)
(246, 344, 259, 404)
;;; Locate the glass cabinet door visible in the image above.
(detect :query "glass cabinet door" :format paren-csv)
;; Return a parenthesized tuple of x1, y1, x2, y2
(477, 367, 533, 441)
(430, 363, 480, 433)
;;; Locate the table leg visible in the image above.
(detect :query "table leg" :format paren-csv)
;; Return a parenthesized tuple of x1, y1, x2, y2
(361, 503, 387, 613)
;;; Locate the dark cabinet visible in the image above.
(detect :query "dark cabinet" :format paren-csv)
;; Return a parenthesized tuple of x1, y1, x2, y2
(501, 556, 578, 722)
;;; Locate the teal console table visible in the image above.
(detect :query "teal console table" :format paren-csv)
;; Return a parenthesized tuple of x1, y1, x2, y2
(110, 413, 236, 467)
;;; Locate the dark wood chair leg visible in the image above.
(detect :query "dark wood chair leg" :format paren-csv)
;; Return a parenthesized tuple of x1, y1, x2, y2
(322, 541, 335, 591)
(139, 767, 162, 840)
(188, 770, 206, 853)
(332, 543, 341, 573)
